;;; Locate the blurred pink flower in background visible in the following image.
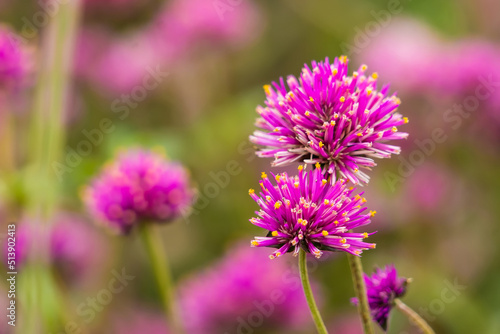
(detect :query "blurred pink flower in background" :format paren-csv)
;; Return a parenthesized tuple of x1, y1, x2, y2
(0, 26, 32, 94)
(149, 0, 262, 51)
(76, 0, 263, 96)
(2, 213, 108, 285)
(83, 148, 195, 234)
(178, 244, 318, 334)
(111, 308, 170, 334)
(360, 17, 500, 142)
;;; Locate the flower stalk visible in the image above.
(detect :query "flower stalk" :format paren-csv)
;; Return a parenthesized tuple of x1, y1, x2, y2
(395, 298, 435, 334)
(348, 255, 374, 334)
(139, 223, 182, 333)
(299, 248, 328, 334)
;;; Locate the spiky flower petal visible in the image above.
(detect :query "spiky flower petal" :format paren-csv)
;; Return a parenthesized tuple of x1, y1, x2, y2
(250, 56, 408, 184)
(249, 166, 376, 259)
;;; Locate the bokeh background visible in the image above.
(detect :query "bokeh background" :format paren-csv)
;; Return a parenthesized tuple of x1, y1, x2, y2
(1, 0, 500, 333)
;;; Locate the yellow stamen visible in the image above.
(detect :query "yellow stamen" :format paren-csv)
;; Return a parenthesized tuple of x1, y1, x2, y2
(251, 240, 259, 246)
(248, 189, 255, 195)
(369, 210, 377, 217)
(322, 230, 329, 236)
(275, 175, 281, 182)
(330, 120, 336, 126)
(392, 126, 398, 133)
(403, 117, 409, 124)
(339, 96, 346, 103)
(261, 172, 267, 179)
(324, 199, 330, 205)
(321, 179, 327, 186)
(309, 97, 314, 102)
(340, 238, 346, 244)
(367, 88, 373, 96)
(370, 244, 376, 249)
(263, 84, 271, 95)
(298, 165, 304, 171)
(371, 72, 378, 79)
(356, 133, 363, 137)
(273, 128, 279, 132)
(363, 232, 368, 238)
(272, 231, 278, 237)
(361, 64, 368, 71)
(315, 162, 321, 169)
(334, 220, 339, 225)
(294, 182, 299, 188)
(305, 111, 310, 117)
(319, 142, 324, 148)
(274, 201, 282, 209)
(332, 68, 338, 75)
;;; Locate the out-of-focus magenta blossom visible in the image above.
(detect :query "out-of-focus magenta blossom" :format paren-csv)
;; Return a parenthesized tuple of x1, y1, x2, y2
(362, 18, 500, 98)
(3, 214, 107, 284)
(249, 166, 376, 259)
(0, 26, 31, 92)
(250, 57, 408, 184)
(75, 0, 262, 96)
(111, 308, 170, 334)
(149, 0, 261, 51)
(404, 163, 450, 214)
(178, 244, 317, 334)
(83, 148, 194, 234)
(352, 265, 409, 331)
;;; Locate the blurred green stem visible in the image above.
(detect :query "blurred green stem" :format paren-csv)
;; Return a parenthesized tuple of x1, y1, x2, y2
(139, 223, 182, 333)
(395, 299, 436, 334)
(348, 255, 374, 334)
(299, 248, 328, 334)
(23, 0, 82, 333)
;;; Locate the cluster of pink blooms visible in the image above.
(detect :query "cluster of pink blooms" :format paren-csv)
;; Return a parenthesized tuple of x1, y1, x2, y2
(248, 56, 408, 260)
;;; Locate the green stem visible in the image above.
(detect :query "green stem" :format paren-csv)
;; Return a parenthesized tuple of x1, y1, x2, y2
(395, 299, 435, 334)
(347, 255, 374, 334)
(139, 223, 182, 333)
(299, 249, 328, 334)
(23, 1, 82, 333)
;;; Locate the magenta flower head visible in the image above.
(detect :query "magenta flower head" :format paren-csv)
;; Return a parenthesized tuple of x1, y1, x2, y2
(0, 26, 30, 92)
(178, 244, 316, 334)
(83, 148, 195, 234)
(352, 265, 409, 331)
(250, 56, 408, 184)
(249, 165, 376, 259)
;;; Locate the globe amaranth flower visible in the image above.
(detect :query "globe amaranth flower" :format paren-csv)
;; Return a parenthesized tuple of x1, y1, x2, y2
(249, 165, 376, 259)
(83, 148, 194, 234)
(352, 265, 409, 331)
(178, 244, 316, 334)
(0, 26, 30, 92)
(250, 56, 408, 184)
